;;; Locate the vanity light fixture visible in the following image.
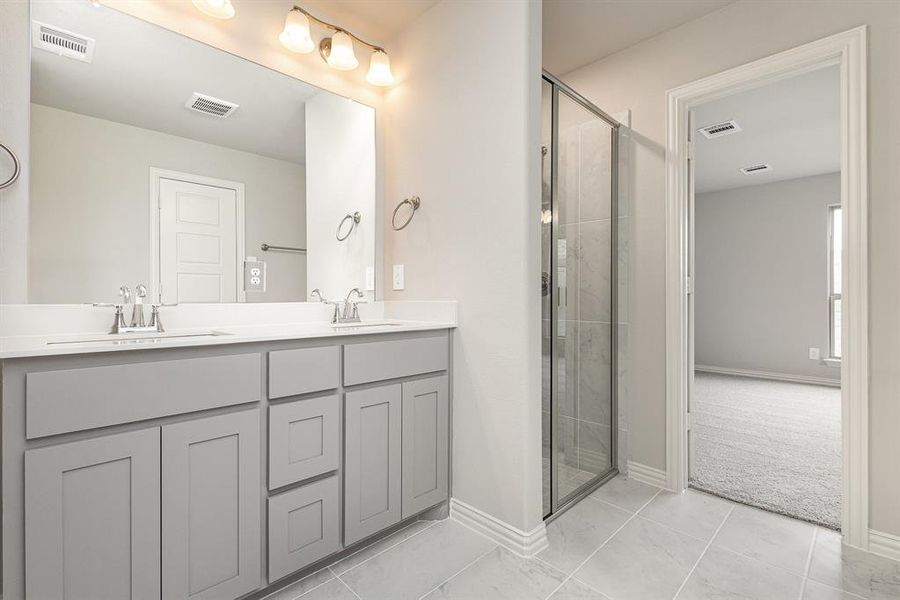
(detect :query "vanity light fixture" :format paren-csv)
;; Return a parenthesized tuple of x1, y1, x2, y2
(279, 6, 395, 86)
(191, 0, 235, 20)
(278, 8, 315, 53)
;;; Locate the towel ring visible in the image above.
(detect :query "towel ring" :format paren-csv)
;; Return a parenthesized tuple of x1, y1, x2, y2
(391, 196, 421, 231)
(336, 211, 361, 241)
(0, 142, 20, 190)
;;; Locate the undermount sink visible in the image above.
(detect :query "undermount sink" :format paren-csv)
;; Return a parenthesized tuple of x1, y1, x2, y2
(46, 331, 231, 345)
(331, 320, 405, 329)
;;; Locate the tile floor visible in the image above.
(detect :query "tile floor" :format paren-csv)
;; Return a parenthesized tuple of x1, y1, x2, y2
(264, 476, 900, 600)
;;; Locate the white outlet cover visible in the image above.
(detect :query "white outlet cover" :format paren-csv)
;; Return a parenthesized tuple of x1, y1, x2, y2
(392, 264, 404, 290)
(808, 347, 821, 360)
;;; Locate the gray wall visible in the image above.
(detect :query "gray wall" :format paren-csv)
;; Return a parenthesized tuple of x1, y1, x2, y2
(384, 0, 544, 532)
(561, 0, 900, 536)
(695, 173, 840, 381)
(29, 104, 306, 304)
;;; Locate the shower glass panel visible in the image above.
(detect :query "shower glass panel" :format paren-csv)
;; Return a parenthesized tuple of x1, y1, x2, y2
(542, 72, 619, 519)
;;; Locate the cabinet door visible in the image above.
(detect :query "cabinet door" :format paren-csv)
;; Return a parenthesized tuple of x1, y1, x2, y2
(402, 375, 449, 518)
(268, 475, 341, 582)
(25, 428, 161, 600)
(163, 410, 261, 600)
(269, 395, 340, 489)
(344, 385, 402, 545)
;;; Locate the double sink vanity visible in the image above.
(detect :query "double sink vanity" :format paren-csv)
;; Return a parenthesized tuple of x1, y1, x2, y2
(0, 309, 455, 600)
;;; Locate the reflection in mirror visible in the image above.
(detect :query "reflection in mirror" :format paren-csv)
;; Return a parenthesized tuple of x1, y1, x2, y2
(28, 1, 375, 304)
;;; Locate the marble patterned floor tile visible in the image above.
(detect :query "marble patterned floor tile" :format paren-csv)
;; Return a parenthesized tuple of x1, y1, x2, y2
(298, 578, 359, 600)
(330, 520, 435, 575)
(808, 528, 900, 599)
(549, 578, 611, 599)
(339, 519, 495, 600)
(574, 516, 707, 600)
(588, 475, 659, 513)
(803, 579, 868, 600)
(638, 489, 733, 541)
(263, 568, 335, 600)
(537, 494, 631, 574)
(676, 546, 803, 600)
(422, 546, 566, 600)
(712, 504, 815, 574)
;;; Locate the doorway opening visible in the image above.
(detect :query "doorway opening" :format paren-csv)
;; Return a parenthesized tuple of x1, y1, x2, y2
(665, 27, 868, 546)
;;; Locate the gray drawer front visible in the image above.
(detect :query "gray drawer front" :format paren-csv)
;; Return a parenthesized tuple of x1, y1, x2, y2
(343, 334, 448, 386)
(268, 476, 340, 582)
(268, 395, 340, 490)
(268, 346, 339, 399)
(26, 353, 261, 439)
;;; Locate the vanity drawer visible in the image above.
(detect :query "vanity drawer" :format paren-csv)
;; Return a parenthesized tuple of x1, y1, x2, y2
(26, 353, 261, 439)
(267, 475, 340, 582)
(268, 395, 340, 490)
(343, 333, 448, 386)
(268, 346, 340, 399)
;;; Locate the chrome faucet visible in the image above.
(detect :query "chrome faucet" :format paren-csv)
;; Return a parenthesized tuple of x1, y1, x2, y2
(340, 288, 366, 324)
(94, 284, 169, 334)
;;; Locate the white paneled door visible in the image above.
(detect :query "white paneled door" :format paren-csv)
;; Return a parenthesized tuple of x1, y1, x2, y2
(158, 176, 240, 304)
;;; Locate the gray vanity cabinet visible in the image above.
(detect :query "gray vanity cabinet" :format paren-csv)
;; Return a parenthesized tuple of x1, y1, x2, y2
(401, 375, 450, 518)
(344, 384, 403, 545)
(24, 428, 162, 600)
(162, 409, 261, 600)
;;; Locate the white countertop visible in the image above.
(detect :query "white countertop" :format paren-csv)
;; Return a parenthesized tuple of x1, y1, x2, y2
(0, 319, 456, 359)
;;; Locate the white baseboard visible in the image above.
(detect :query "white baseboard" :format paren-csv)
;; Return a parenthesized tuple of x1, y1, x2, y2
(695, 365, 840, 388)
(449, 498, 548, 557)
(626, 461, 668, 489)
(869, 529, 900, 562)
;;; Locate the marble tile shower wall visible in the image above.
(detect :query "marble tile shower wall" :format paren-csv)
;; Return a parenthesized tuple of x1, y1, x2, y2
(554, 119, 629, 480)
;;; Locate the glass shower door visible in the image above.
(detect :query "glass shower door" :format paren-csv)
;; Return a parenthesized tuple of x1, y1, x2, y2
(543, 73, 618, 518)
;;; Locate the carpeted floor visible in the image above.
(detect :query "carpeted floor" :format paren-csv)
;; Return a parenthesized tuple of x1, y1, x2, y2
(690, 371, 841, 529)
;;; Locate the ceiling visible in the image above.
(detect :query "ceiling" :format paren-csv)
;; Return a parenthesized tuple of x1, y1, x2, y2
(542, 0, 734, 75)
(695, 65, 840, 194)
(31, 1, 326, 164)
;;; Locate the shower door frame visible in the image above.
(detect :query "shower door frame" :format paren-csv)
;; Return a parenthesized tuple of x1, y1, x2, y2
(543, 70, 621, 521)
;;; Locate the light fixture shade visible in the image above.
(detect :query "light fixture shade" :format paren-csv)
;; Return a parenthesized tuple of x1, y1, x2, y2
(366, 50, 395, 86)
(279, 9, 314, 53)
(191, 0, 235, 19)
(327, 31, 358, 71)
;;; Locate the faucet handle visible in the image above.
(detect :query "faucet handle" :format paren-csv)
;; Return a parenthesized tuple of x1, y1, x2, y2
(135, 284, 147, 299)
(118, 285, 132, 304)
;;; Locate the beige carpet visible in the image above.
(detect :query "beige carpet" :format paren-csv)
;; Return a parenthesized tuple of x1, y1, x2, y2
(690, 371, 841, 529)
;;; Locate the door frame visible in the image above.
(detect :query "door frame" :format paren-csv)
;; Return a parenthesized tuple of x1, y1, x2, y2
(149, 168, 246, 303)
(664, 27, 868, 548)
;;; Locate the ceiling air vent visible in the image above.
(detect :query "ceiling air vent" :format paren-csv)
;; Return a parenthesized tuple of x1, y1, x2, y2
(32, 21, 95, 63)
(184, 93, 239, 118)
(740, 163, 772, 175)
(698, 120, 742, 139)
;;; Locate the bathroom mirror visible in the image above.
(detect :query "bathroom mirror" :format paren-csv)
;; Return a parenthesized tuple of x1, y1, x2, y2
(28, 1, 376, 304)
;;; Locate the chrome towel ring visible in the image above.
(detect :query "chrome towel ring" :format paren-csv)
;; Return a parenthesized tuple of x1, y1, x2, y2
(391, 196, 421, 231)
(336, 211, 361, 241)
(0, 142, 20, 190)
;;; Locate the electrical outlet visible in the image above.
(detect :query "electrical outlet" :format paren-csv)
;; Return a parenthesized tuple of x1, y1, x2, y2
(365, 266, 375, 291)
(809, 347, 821, 360)
(245, 260, 266, 292)
(392, 264, 405, 290)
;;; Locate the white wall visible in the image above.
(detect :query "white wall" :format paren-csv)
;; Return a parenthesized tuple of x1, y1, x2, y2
(561, 0, 900, 535)
(695, 173, 840, 381)
(384, 0, 544, 532)
(29, 104, 306, 304)
(305, 92, 376, 299)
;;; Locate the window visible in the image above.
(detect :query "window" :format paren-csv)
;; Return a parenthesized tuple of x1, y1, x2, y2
(828, 205, 842, 359)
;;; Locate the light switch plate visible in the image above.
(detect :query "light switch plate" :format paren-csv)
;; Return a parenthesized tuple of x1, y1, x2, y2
(245, 260, 266, 292)
(365, 267, 375, 291)
(392, 264, 404, 290)
(808, 347, 821, 360)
